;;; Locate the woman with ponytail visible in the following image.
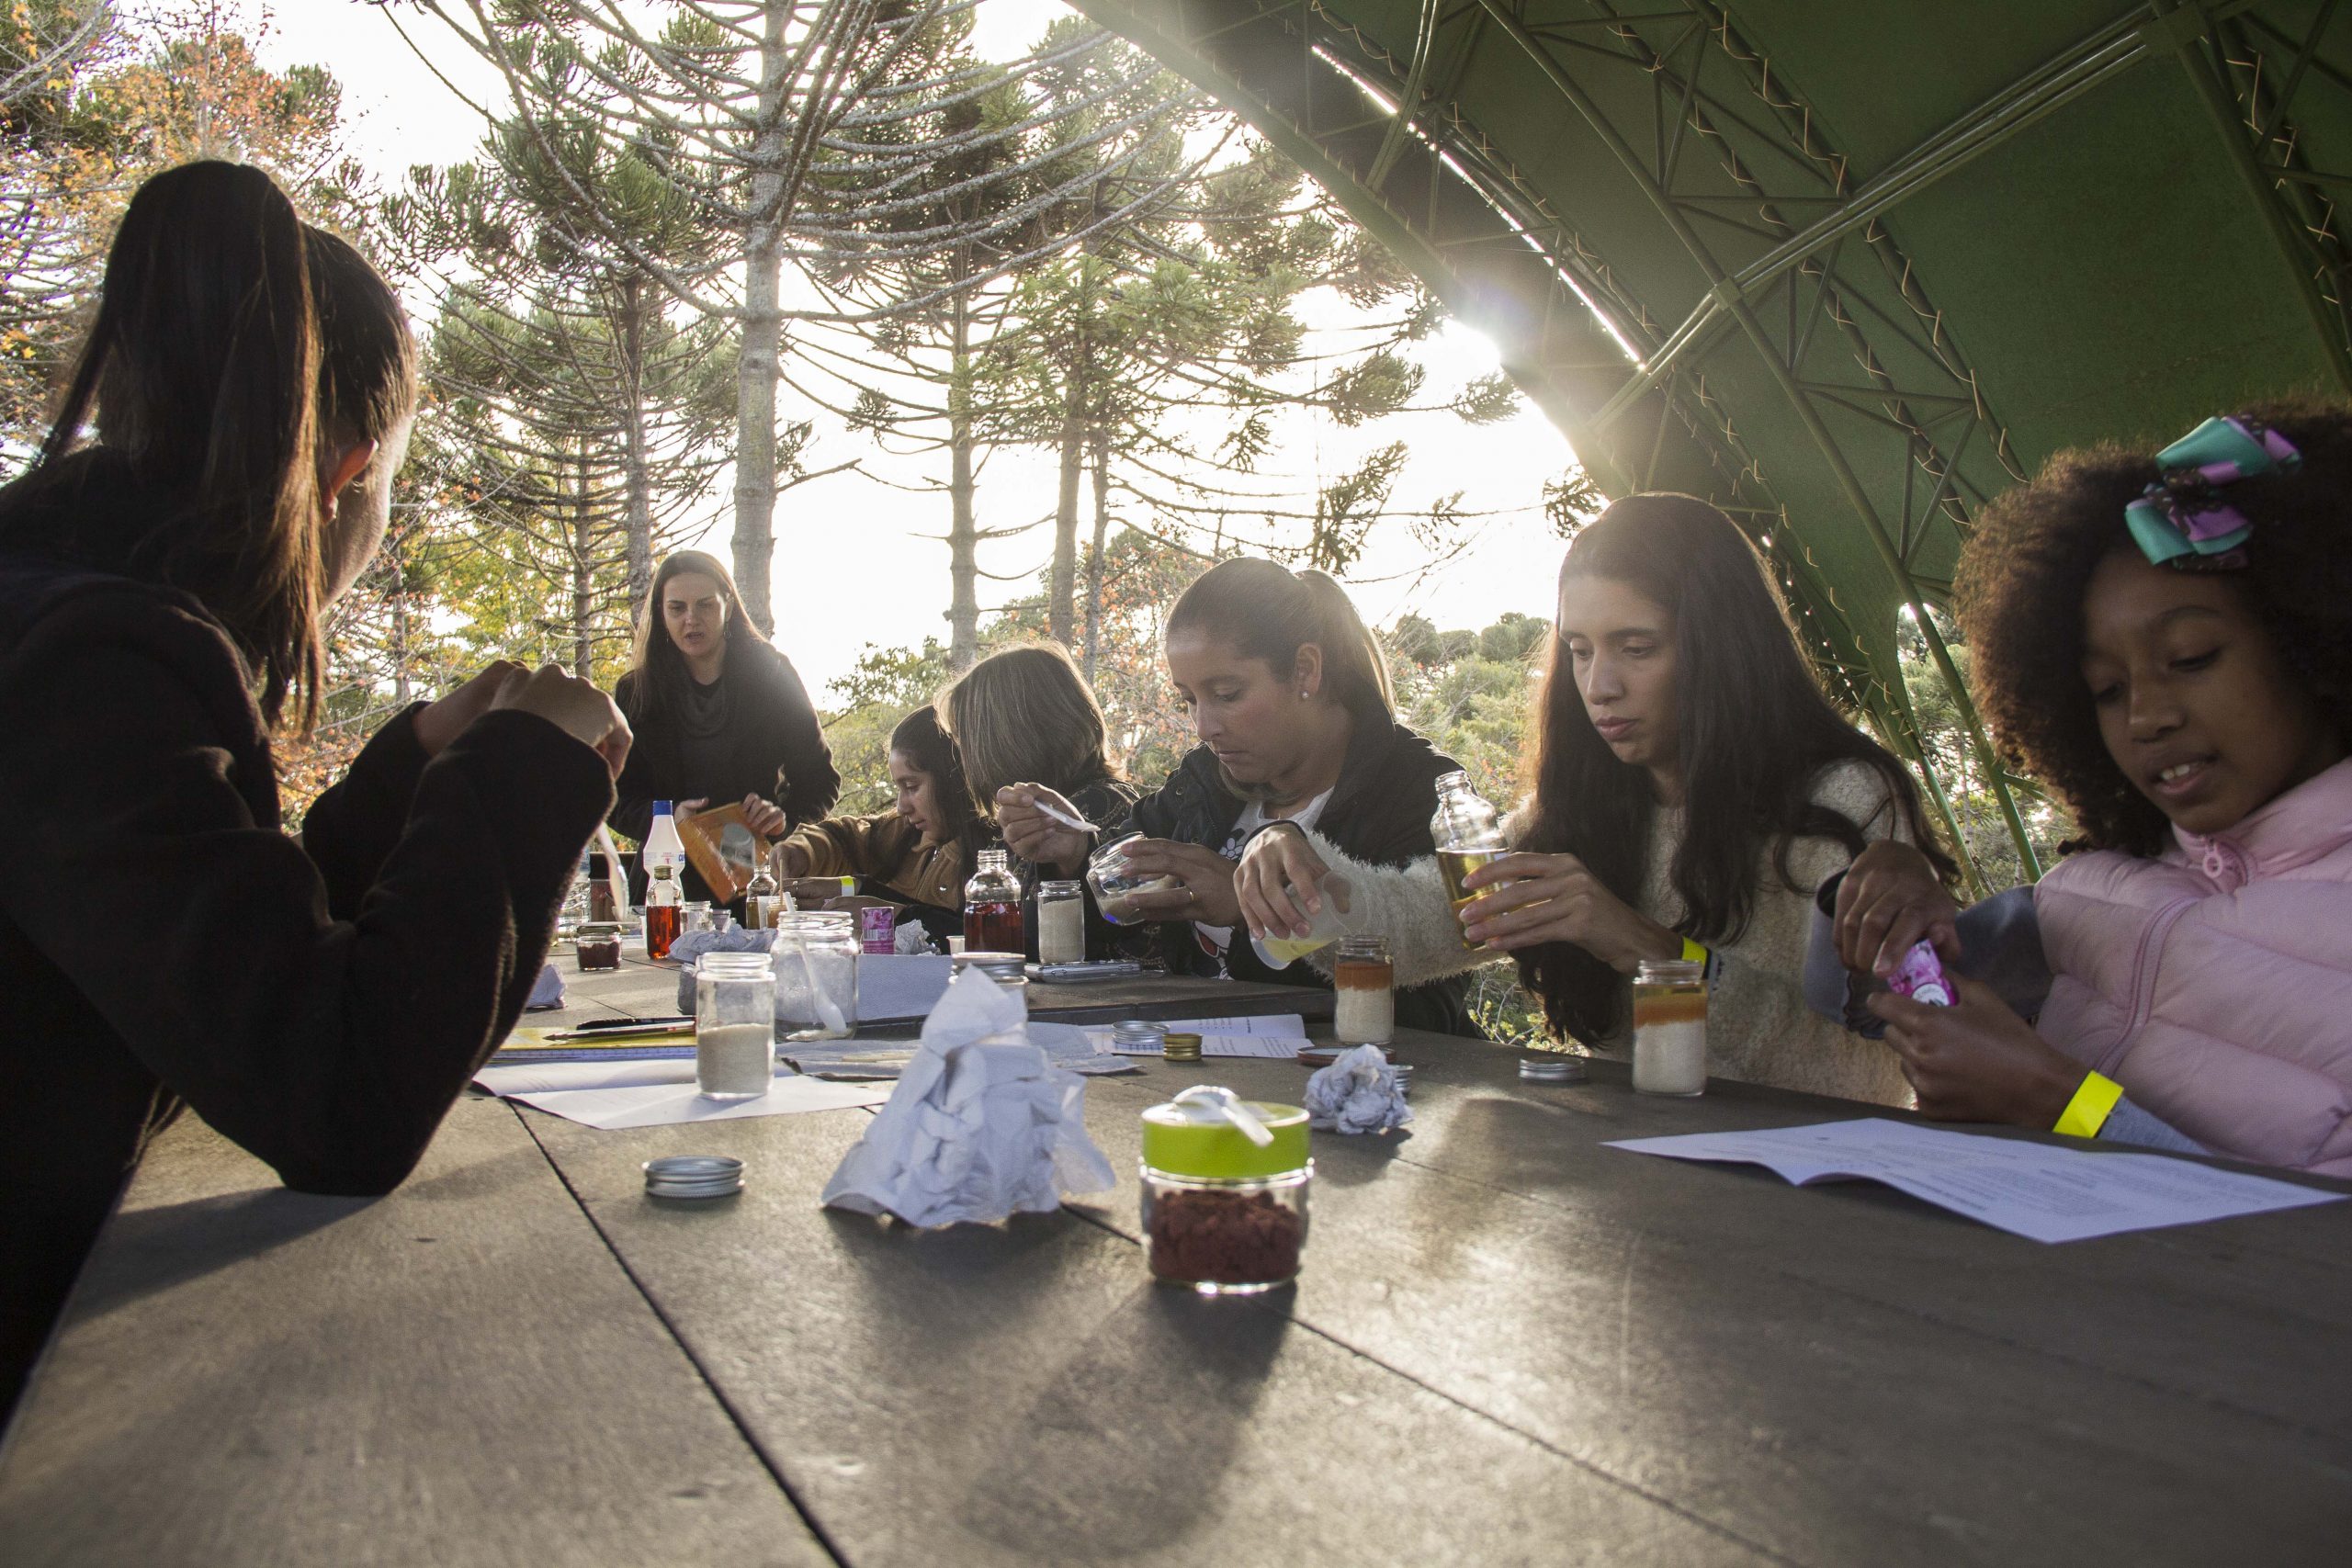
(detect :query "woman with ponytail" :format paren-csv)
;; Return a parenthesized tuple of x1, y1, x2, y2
(0, 163, 630, 1414)
(999, 558, 1475, 1033)
(1235, 497, 1950, 1098)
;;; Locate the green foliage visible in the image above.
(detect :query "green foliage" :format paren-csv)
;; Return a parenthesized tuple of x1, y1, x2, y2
(821, 637, 955, 816)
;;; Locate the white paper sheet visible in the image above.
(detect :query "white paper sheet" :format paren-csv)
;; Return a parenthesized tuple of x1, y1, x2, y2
(1089, 1014, 1313, 1058)
(1606, 1117, 2345, 1243)
(473, 1057, 888, 1128)
(784, 1021, 1136, 1079)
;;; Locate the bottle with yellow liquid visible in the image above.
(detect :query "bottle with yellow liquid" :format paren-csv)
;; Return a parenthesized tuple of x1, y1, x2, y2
(1430, 771, 1510, 951)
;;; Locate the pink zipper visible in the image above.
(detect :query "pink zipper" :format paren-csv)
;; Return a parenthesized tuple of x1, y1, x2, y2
(2102, 895, 2196, 1075)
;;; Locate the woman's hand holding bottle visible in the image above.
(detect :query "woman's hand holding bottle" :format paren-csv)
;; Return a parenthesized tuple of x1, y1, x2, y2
(1459, 852, 1679, 970)
(486, 663, 632, 777)
(1236, 822, 1331, 940)
(1833, 840, 1961, 976)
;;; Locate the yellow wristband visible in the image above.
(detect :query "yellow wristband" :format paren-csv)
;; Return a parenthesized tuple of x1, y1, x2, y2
(1678, 936, 1708, 964)
(2052, 1071, 2125, 1139)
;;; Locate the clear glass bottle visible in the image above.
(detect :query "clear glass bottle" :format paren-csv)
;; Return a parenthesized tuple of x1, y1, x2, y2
(1035, 878, 1086, 964)
(1632, 957, 1708, 1096)
(773, 911, 860, 1040)
(1430, 771, 1510, 953)
(1331, 934, 1395, 1045)
(743, 855, 780, 931)
(963, 848, 1025, 954)
(1140, 1093, 1312, 1294)
(695, 952, 775, 1100)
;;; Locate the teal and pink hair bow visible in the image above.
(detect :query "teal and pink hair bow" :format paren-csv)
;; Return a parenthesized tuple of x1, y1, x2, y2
(2123, 414, 2300, 570)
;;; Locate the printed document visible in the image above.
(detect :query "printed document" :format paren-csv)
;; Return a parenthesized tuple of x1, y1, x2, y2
(1606, 1117, 2344, 1243)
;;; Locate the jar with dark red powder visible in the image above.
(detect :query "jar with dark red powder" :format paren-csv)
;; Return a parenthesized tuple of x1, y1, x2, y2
(1139, 1089, 1311, 1294)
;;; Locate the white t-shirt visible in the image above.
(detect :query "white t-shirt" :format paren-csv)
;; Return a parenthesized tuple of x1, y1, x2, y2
(1197, 789, 1333, 953)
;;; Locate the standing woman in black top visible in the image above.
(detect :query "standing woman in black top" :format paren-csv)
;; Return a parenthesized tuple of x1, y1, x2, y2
(611, 548, 840, 900)
(0, 162, 630, 1415)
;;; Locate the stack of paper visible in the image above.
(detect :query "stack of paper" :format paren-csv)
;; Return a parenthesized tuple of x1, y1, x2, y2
(1089, 1013, 1314, 1058)
(1607, 1118, 2344, 1242)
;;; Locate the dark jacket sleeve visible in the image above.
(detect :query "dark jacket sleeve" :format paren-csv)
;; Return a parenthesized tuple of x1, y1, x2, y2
(0, 593, 613, 1196)
(764, 650, 840, 828)
(298, 702, 431, 922)
(608, 670, 657, 844)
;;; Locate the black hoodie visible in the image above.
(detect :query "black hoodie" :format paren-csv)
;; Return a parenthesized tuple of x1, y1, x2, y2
(0, 450, 613, 1418)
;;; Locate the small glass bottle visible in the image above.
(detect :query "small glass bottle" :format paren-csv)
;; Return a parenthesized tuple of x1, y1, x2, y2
(1331, 935, 1395, 1046)
(963, 848, 1025, 954)
(695, 952, 775, 1100)
(743, 856, 780, 931)
(1430, 771, 1510, 952)
(1140, 1094, 1312, 1293)
(1632, 957, 1708, 1096)
(1036, 878, 1086, 964)
(645, 857, 683, 961)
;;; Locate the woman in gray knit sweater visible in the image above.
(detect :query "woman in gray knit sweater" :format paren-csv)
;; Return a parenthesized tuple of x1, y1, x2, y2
(1238, 494, 1954, 1104)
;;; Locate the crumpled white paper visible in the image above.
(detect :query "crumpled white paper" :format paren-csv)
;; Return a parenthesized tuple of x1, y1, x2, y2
(820, 966, 1116, 1224)
(1304, 1043, 1412, 1134)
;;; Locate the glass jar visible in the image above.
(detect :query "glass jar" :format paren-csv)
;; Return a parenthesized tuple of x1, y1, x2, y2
(1087, 830, 1180, 925)
(1140, 1090, 1311, 1294)
(695, 952, 775, 1100)
(953, 952, 1029, 1008)
(1036, 878, 1087, 964)
(1632, 957, 1708, 1096)
(773, 912, 859, 1041)
(1331, 934, 1395, 1045)
(574, 921, 622, 973)
(964, 849, 1025, 953)
(683, 900, 716, 935)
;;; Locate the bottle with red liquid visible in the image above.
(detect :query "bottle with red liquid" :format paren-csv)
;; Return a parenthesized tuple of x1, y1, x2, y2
(963, 849, 1025, 954)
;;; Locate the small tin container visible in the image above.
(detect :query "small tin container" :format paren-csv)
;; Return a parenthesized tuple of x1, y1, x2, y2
(643, 1155, 744, 1200)
(1519, 1054, 1587, 1084)
(1140, 1092, 1311, 1293)
(1162, 1031, 1204, 1063)
(1112, 1020, 1167, 1055)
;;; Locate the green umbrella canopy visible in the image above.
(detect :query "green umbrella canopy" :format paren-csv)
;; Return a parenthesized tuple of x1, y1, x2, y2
(1069, 0, 2351, 883)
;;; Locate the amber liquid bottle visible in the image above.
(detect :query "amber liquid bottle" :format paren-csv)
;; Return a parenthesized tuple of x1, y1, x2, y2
(1430, 772, 1510, 952)
(963, 848, 1027, 954)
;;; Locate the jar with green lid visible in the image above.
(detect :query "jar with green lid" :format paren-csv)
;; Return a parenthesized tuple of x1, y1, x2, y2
(1139, 1088, 1311, 1294)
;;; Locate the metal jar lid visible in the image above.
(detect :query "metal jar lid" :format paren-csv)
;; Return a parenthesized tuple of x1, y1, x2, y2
(644, 1155, 744, 1200)
(1519, 1055, 1588, 1084)
(1112, 1020, 1167, 1048)
(1162, 1031, 1204, 1063)
(954, 951, 1028, 984)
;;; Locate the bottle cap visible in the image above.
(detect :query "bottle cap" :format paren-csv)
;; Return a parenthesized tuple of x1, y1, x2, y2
(653, 799, 673, 816)
(1161, 1031, 1204, 1062)
(1141, 1090, 1308, 1179)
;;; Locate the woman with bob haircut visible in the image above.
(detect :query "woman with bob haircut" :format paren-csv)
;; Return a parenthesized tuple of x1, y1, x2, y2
(1238, 495, 1949, 1095)
(611, 547, 839, 902)
(1001, 558, 1473, 1032)
(938, 643, 1137, 953)
(0, 163, 629, 1414)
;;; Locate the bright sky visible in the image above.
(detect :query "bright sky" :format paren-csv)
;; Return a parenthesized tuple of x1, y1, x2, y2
(262, 0, 1581, 701)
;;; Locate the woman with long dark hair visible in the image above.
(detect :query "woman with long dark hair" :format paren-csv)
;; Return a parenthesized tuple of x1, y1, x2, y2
(1001, 559, 1473, 1032)
(0, 163, 629, 1413)
(611, 548, 839, 900)
(775, 705, 980, 943)
(1238, 495, 1949, 1097)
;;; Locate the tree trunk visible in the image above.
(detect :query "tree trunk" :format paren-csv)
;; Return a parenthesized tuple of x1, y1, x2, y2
(573, 442, 594, 676)
(946, 289, 980, 671)
(729, 0, 790, 636)
(1049, 386, 1082, 648)
(621, 273, 655, 618)
(1082, 423, 1112, 683)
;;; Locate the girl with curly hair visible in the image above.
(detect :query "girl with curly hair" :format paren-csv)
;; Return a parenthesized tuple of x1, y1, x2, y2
(1818, 400, 2352, 1172)
(1236, 494, 1951, 1101)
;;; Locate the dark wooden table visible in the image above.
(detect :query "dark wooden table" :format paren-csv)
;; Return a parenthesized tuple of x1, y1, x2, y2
(5, 978, 2347, 1567)
(550, 954, 1335, 1034)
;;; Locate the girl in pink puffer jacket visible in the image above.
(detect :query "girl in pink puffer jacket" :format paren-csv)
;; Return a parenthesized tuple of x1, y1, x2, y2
(1819, 401, 2352, 1175)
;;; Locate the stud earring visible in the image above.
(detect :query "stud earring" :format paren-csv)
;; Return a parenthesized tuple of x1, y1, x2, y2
(1298, 690, 1310, 701)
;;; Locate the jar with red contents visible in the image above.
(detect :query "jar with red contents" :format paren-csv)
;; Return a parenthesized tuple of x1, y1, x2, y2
(1139, 1089, 1311, 1294)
